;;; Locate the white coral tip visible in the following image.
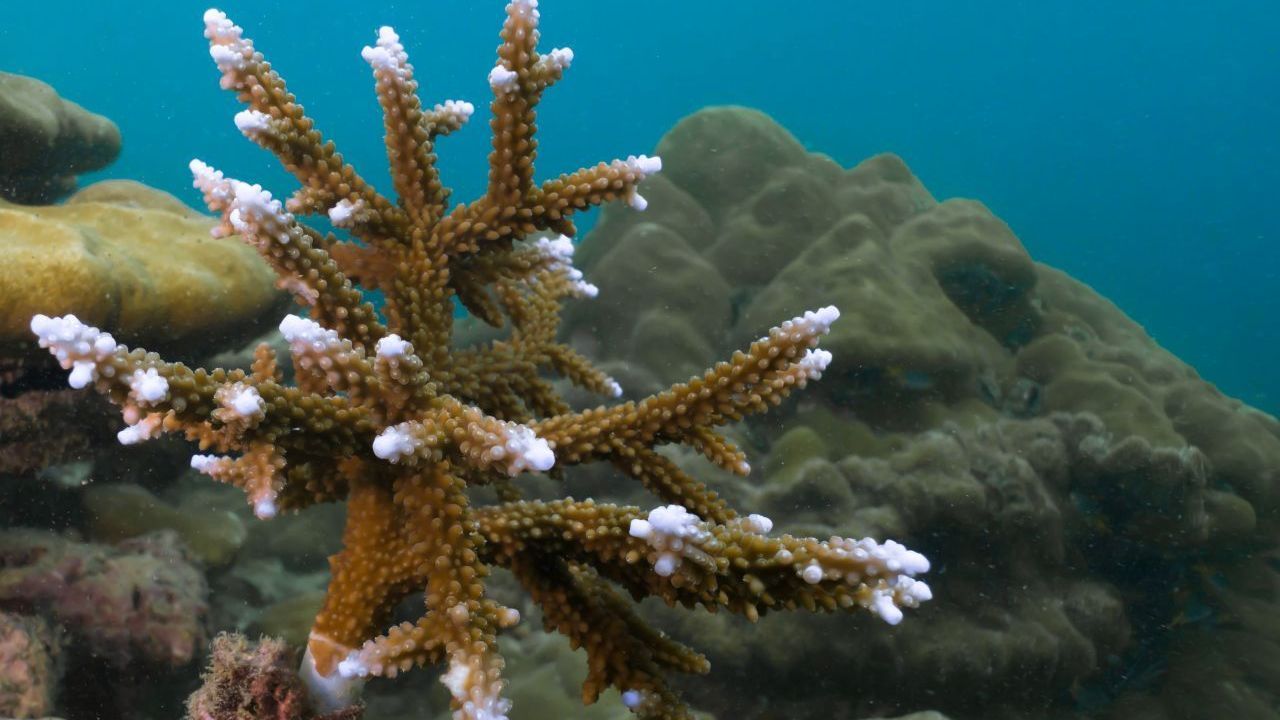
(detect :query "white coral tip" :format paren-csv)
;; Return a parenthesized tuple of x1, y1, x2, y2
(372, 425, 416, 462)
(68, 362, 96, 389)
(129, 368, 169, 404)
(488, 65, 519, 92)
(744, 513, 773, 534)
(327, 198, 360, 227)
(233, 109, 271, 135)
(801, 562, 824, 585)
(253, 497, 278, 520)
(375, 334, 411, 359)
(226, 384, 265, 418)
(874, 593, 904, 625)
(190, 454, 222, 473)
(798, 348, 833, 375)
(361, 44, 395, 70)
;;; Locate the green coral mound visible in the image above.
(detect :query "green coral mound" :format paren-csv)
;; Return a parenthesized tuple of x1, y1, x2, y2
(564, 106, 1280, 720)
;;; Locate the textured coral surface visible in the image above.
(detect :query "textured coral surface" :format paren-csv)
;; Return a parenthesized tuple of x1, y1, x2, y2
(564, 105, 1280, 720)
(0, 72, 120, 204)
(0, 180, 284, 355)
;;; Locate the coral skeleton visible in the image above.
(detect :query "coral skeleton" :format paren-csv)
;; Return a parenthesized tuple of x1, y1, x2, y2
(30, 4, 931, 718)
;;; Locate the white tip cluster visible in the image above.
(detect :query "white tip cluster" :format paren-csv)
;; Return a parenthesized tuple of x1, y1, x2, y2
(438, 99, 475, 123)
(796, 348, 834, 377)
(361, 26, 404, 73)
(253, 496, 278, 520)
(30, 314, 118, 389)
(372, 422, 418, 462)
(327, 198, 364, 228)
(190, 453, 231, 476)
(740, 513, 773, 534)
(233, 109, 272, 137)
(493, 424, 556, 475)
(189, 159, 235, 236)
(220, 382, 265, 419)
(629, 505, 711, 577)
(540, 46, 574, 72)
(622, 155, 662, 211)
(871, 577, 933, 626)
(228, 180, 288, 240)
(488, 65, 519, 93)
(533, 234, 598, 298)
(605, 379, 624, 398)
(796, 306, 841, 335)
(441, 656, 512, 720)
(117, 413, 164, 446)
(128, 368, 169, 405)
(796, 536, 932, 625)
(279, 314, 342, 352)
(203, 9, 251, 90)
(375, 334, 412, 359)
(625, 154, 663, 176)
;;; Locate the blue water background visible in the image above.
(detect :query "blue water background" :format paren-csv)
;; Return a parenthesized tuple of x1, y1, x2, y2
(4, 1, 1277, 414)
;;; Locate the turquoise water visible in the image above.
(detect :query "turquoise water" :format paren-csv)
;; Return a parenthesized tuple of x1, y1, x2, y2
(4, 4, 1280, 720)
(6, 1, 1278, 413)
(5, 2, 1277, 413)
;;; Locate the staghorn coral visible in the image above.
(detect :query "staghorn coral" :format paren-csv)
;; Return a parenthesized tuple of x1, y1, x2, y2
(29, 5, 931, 720)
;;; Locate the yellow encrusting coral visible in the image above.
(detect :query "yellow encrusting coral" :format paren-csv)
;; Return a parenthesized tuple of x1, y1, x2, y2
(29, 3, 931, 719)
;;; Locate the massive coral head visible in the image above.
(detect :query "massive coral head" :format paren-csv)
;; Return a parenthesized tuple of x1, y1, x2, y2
(30, 3, 931, 719)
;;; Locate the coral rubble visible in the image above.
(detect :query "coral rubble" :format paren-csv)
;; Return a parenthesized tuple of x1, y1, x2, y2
(0, 611, 61, 718)
(0, 530, 208, 669)
(0, 72, 120, 204)
(29, 5, 931, 720)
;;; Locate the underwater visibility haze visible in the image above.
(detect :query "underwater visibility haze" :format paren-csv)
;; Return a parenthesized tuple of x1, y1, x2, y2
(0, 1, 1277, 719)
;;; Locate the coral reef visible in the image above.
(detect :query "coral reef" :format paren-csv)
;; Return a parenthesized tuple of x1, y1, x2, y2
(0, 180, 284, 357)
(0, 530, 207, 669)
(187, 634, 362, 720)
(564, 106, 1280, 719)
(29, 6, 931, 720)
(0, 178, 287, 500)
(0, 72, 120, 204)
(0, 611, 61, 718)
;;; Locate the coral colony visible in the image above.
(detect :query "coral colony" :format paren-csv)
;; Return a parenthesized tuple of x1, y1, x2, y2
(30, 2, 930, 718)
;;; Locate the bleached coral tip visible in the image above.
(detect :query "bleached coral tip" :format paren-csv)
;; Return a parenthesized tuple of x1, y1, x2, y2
(375, 334, 412, 359)
(488, 65, 519, 92)
(361, 45, 395, 69)
(253, 497, 278, 519)
(234, 109, 271, 135)
(190, 454, 220, 473)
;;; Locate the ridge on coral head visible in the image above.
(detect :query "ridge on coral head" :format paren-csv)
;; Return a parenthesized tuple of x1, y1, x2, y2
(29, 2, 931, 719)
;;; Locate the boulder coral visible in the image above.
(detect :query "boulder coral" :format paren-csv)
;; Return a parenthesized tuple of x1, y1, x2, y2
(566, 106, 1280, 720)
(0, 72, 120, 204)
(0, 180, 285, 357)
